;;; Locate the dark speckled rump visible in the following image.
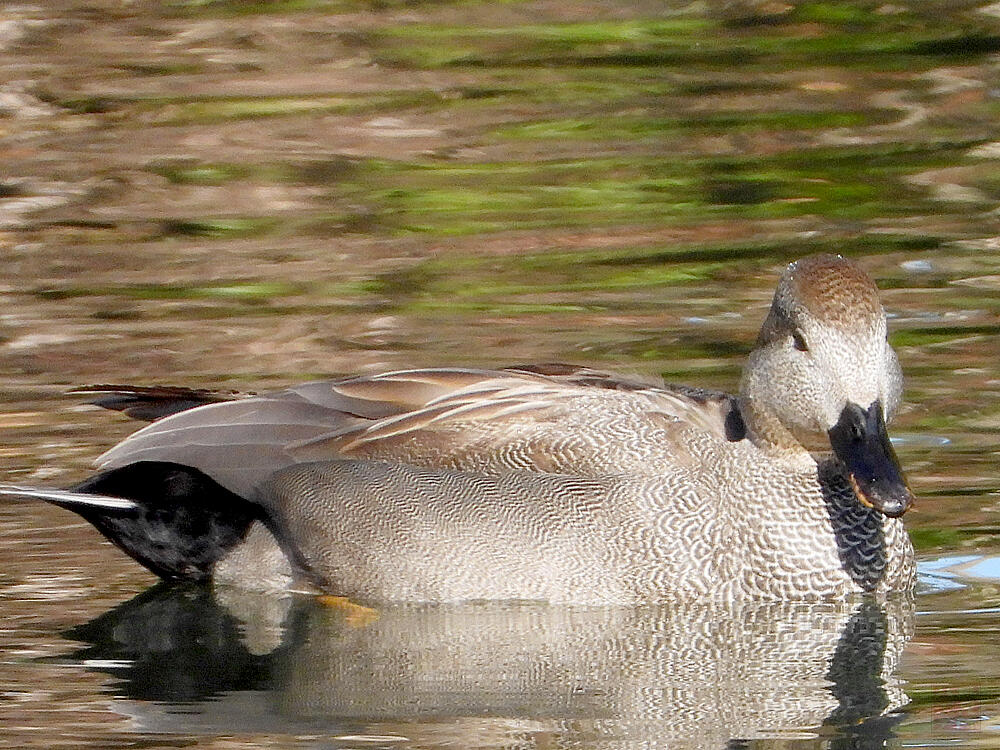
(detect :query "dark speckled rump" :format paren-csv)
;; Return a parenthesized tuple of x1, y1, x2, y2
(2, 254, 917, 602)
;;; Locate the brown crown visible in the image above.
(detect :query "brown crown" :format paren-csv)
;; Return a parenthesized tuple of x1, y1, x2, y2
(785, 254, 882, 330)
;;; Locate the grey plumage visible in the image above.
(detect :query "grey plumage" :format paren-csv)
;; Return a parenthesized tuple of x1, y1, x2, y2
(5, 253, 917, 602)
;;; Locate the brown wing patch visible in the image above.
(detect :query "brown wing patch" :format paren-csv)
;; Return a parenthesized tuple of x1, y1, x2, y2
(505, 363, 662, 392)
(331, 368, 525, 409)
(289, 395, 559, 458)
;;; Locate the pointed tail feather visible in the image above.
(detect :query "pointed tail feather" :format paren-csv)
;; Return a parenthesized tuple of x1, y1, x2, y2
(69, 384, 245, 422)
(0, 484, 138, 511)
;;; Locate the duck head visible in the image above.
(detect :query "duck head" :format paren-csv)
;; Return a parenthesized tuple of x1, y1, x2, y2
(739, 254, 914, 518)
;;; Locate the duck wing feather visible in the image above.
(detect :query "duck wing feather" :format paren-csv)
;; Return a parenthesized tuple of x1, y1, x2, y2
(93, 366, 743, 497)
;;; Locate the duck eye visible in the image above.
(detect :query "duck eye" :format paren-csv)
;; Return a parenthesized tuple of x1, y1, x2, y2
(791, 330, 809, 352)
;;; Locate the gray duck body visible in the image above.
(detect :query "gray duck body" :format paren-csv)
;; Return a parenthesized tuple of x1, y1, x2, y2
(2, 254, 917, 603)
(262, 436, 914, 604)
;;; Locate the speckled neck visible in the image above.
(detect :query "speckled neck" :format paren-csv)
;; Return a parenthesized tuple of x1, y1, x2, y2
(737, 395, 817, 468)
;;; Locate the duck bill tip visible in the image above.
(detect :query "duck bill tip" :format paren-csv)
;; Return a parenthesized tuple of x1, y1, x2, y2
(847, 472, 914, 518)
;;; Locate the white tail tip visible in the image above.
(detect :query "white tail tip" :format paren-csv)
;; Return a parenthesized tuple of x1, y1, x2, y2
(0, 484, 138, 511)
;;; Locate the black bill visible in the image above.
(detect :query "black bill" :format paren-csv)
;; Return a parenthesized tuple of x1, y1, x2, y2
(828, 401, 914, 518)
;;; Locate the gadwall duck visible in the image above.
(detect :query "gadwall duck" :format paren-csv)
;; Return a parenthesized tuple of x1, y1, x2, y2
(1, 254, 916, 603)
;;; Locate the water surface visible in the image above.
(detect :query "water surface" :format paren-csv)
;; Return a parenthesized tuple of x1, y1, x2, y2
(3, 0, 1000, 747)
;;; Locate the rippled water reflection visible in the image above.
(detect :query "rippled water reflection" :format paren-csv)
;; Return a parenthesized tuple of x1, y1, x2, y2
(58, 589, 916, 748)
(3, 0, 1000, 747)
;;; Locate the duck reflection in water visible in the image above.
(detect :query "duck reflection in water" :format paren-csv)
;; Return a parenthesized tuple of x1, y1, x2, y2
(61, 585, 913, 748)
